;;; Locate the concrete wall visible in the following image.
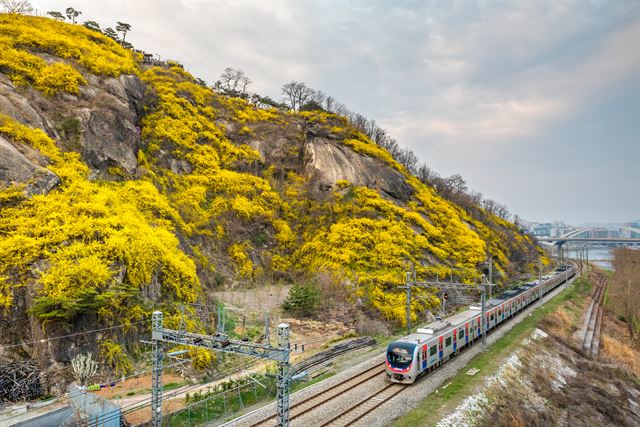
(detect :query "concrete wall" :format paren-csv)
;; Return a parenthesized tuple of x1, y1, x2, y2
(68, 385, 121, 427)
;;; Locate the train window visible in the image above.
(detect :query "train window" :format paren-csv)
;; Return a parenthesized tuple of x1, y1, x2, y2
(445, 337, 452, 347)
(490, 313, 495, 321)
(430, 346, 437, 356)
(458, 330, 464, 339)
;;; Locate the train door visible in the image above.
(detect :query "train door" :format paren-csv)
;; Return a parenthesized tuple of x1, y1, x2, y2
(477, 317, 481, 337)
(438, 336, 443, 360)
(465, 322, 469, 345)
(422, 345, 427, 370)
(453, 328, 457, 352)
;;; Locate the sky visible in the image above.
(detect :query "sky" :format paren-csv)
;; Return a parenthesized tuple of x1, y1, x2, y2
(30, 0, 640, 225)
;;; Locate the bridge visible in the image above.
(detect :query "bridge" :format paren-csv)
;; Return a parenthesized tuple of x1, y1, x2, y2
(535, 228, 640, 263)
(537, 237, 640, 244)
(537, 225, 640, 246)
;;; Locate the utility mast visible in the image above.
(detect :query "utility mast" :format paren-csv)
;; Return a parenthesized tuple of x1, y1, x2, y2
(150, 311, 292, 426)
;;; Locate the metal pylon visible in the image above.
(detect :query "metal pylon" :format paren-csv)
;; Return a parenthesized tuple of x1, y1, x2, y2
(151, 311, 164, 427)
(276, 323, 291, 426)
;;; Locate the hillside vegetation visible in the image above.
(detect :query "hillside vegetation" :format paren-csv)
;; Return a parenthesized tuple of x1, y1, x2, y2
(0, 14, 543, 375)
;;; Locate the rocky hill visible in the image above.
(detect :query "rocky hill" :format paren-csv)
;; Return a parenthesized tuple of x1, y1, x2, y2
(0, 14, 544, 380)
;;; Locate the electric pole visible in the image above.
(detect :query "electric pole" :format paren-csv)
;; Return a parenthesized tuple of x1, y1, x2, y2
(151, 311, 163, 427)
(538, 262, 543, 301)
(399, 272, 412, 334)
(586, 246, 589, 271)
(151, 311, 292, 426)
(488, 257, 493, 300)
(402, 272, 494, 347)
(481, 278, 487, 347)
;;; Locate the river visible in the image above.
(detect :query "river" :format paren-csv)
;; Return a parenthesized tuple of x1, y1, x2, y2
(565, 247, 614, 270)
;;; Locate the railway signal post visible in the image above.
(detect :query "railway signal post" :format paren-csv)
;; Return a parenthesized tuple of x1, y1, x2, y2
(150, 311, 292, 427)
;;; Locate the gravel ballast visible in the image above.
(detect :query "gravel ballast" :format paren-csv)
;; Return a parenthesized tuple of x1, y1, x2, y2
(219, 276, 577, 427)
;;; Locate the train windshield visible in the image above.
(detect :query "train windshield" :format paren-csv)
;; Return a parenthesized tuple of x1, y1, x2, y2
(387, 342, 415, 368)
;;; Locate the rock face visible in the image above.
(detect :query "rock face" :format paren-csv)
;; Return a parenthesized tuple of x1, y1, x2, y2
(0, 72, 145, 180)
(0, 135, 60, 195)
(304, 137, 414, 201)
(75, 106, 139, 177)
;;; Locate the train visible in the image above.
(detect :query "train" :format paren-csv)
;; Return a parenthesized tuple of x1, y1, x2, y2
(385, 265, 576, 384)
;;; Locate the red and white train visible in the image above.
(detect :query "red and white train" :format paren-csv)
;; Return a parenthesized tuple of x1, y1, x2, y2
(385, 266, 576, 384)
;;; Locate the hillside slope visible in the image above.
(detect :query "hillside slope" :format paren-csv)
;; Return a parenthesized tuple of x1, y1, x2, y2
(0, 14, 543, 378)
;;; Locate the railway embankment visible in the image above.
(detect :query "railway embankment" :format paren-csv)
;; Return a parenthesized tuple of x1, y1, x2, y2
(411, 269, 640, 427)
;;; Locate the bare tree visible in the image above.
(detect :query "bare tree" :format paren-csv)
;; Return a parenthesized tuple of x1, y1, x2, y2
(281, 81, 315, 111)
(71, 352, 98, 386)
(1, 0, 33, 14)
(610, 248, 640, 341)
(495, 202, 511, 221)
(482, 199, 498, 215)
(416, 163, 439, 185)
(324, 95, 335, 112)
(445, 174, 468, 194)
(216, 67, 251, 96)
(396, 147, 419, 173)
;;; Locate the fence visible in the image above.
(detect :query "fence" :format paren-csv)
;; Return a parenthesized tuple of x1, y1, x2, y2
(161, 376, 273, 427)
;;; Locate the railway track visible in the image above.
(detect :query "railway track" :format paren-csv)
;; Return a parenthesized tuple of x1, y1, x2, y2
(248, 364, 386, 426)
(579, 266, 607, 358)
(244, 264, 581, 427)
(318, 382, 404, 427)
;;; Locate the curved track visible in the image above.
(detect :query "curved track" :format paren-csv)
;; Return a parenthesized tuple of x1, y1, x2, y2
(247, 263, 581, 427)
(248, 364, 386, 427)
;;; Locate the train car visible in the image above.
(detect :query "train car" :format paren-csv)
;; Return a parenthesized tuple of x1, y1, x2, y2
(386, 265, 576, 384)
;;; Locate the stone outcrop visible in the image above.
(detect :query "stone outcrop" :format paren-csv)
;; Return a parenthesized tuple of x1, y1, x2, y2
(304, 137, 414, 202)
(0, 135, 59, 195)
(0, 72, 146, 181)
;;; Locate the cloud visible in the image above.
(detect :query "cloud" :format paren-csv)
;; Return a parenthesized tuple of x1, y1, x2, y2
(28, 0, 640, 223)
(381, 13, 640, 158)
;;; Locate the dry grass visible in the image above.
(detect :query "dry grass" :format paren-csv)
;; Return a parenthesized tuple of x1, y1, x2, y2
(541, 307, 572, 338)
(600, 314, 640, 378)
(601, 331, 640, 378)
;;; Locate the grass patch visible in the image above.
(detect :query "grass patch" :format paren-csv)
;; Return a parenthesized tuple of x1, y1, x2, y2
(163, 382, 182, 392)
(392, 277, 589, 427)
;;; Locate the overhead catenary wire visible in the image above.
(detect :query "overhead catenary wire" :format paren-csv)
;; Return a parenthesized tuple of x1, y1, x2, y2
(94, 355, 267, 426)
(0, 319, 151, 351)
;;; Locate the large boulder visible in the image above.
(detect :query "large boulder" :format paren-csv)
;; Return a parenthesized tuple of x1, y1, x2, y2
(75, 106, 139, 177)
(0, 135, 59, 195)
(304, 137, 414, 202)
(0, 71, 145, 180)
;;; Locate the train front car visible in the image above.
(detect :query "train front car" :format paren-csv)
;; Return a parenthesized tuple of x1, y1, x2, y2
(385, 341, 418, 384)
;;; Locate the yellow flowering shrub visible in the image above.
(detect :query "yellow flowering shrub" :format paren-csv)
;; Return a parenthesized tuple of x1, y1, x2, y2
(0, 15, 544, 331)
(100, 339, 134, 377)
(0, 14, 136, 77)
(0, 115, 198, 320)
(228, 242, 254, 278)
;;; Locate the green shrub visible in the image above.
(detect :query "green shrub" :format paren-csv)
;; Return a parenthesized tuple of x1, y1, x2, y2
(282, 282, 321, 316)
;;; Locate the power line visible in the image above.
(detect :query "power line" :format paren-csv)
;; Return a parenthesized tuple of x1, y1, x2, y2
(0, 320, 150, 351)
